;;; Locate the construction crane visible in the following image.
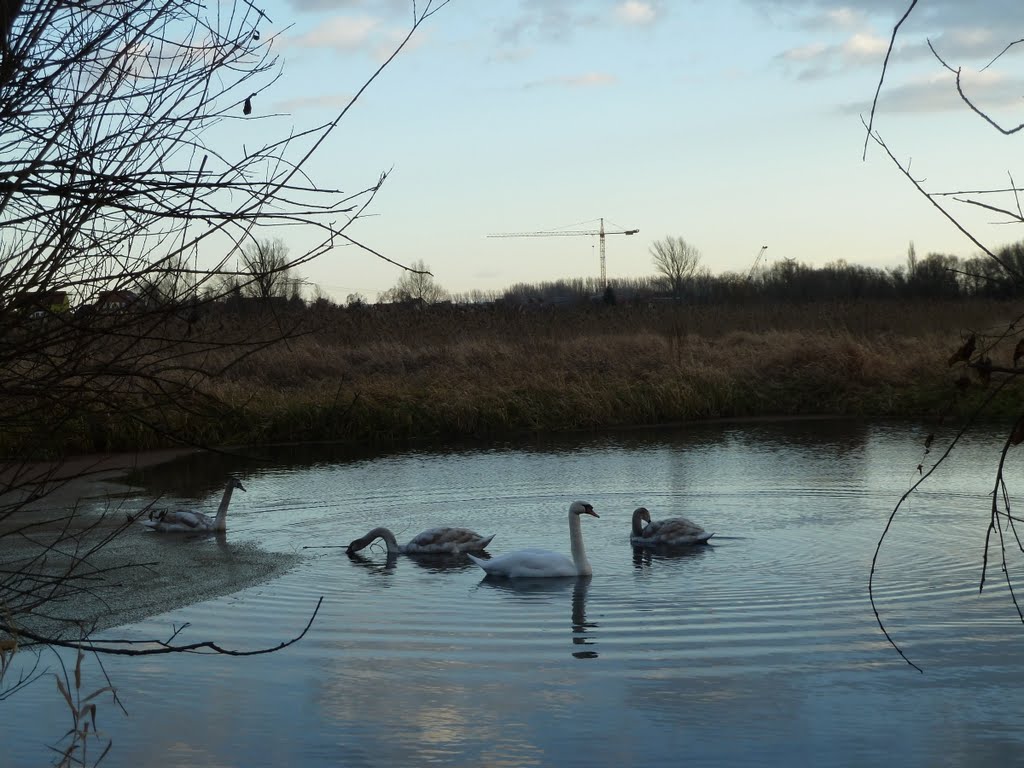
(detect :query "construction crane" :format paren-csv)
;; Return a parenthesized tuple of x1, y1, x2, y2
(746, 245, 768, 281)
(487, 217, 639, 286)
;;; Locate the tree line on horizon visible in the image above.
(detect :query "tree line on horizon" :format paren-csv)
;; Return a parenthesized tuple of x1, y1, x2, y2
(46, 236, 1020, 317)
(312, 238, 1024, 310)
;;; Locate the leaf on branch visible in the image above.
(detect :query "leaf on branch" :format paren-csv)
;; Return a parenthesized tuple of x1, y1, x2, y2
(1010, 417, 1024, 446)
(243, 96, 253, 116)
(924, 433, 934, 453)
(253, 30, 260, 41)
(1014, 339, 1024, 367)
(948, 333, 976, 366)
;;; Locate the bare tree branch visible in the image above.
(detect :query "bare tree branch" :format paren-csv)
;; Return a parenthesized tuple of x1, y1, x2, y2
(862, 0, 918, 160)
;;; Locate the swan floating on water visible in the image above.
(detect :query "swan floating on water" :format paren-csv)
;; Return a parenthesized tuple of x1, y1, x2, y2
(142, 477, 246, 533)
(468, 501, 599, 578)
(630, 506, 714, 547)
(345, 526, 494, 555)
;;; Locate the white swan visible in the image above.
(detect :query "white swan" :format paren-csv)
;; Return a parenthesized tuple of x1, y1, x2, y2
(630, 506, 714, 547)
(141, 477, 246, 533)
(346, 526, 494, 555)
(468, 501, 599, 578)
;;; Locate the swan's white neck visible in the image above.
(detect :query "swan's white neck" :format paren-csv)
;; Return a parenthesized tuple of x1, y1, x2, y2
(213, 482, 236, 532)
(568, 510, 592, 576)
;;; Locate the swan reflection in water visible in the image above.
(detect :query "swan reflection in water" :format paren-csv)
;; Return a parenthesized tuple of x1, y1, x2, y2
(632, 542, 714, 570)
(346, 548, 489, 575)
(477, 576, 598, 659)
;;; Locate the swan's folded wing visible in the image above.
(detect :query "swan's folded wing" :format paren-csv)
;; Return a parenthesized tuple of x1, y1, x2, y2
(146, 509, 211, 531)
(475, 548, 577, 577)
(408, 527, 494, 553)
(646, 517, 706, 538)
(635, 516, 713, 546)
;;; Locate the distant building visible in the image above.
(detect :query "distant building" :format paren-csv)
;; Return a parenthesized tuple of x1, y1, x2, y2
(94, 290, 140, 311)
(5, 290, 70, 317)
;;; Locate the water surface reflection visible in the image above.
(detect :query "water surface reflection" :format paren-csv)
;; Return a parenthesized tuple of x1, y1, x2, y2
(476, 576, 599, 659)
(7, 420, 1024, 768)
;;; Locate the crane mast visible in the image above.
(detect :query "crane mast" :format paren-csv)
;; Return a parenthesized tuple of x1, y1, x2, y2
(487, 217, 639, 286)
(747, 245, 768, 281)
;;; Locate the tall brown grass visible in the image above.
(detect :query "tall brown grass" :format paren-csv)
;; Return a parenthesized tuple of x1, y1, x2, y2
(5, 298, 1021, 456)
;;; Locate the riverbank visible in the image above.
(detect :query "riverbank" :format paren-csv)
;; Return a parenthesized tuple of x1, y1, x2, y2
(5, 298, 1014, 459)
(201, 298, 1022, 449)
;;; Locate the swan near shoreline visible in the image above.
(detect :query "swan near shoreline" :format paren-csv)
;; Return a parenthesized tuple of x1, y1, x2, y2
(141, 477, 246, 534)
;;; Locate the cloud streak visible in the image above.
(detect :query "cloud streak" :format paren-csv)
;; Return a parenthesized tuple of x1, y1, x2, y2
(285, 0, 411, 16)
(771, 0, 1024, 82)
(615, 1, 658, 25)
(777, 29, 889, 80)
(293, 15, 381, 52)
(272, 92, 355, 113)
(522, 72, 618, 89)
(839, 70, 1024, 116)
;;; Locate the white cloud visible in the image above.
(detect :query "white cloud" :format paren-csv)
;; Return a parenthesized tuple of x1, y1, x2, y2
(841, 31, 887, 59)
(523, 72, 618, 89)
(769, 0, 1024, 82)
(286, 0, 410, 15)
(615, 1, 657, 25)
(826, 7, 864, 28)
(840, 69, 1024, 116)
(496, 1, 601, 46)
(294, 15, 381, 52)
(749, 0, 1024, 28)
(799, 5, 868, 31)
(777, 30, 892, 79)
(781, 43, 828, 62)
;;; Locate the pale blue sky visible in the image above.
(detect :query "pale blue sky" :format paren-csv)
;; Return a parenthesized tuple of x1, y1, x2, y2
(235, 0, 1024, 300)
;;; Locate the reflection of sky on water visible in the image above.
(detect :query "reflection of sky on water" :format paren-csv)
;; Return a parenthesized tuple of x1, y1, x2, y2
(9, 420, 1024, 766)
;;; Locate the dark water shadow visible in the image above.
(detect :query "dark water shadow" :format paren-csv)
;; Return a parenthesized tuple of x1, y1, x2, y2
(345, 549, 487, 575)
(477, 576, 598, 659)
(631, 542, 715, 569)
(346, 550, 399, 577)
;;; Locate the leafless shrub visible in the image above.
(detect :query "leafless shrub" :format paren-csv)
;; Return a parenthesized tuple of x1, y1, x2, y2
(864, 0, 1024, 672)
(0, 0, 450, 691)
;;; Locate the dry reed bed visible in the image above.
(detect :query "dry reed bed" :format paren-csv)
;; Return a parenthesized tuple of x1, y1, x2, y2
(4, 299, 1020, 456)
(202, 299, 1021, 447)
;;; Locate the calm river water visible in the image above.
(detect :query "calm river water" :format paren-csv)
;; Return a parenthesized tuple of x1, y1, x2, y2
(7, 420, 1024, 767)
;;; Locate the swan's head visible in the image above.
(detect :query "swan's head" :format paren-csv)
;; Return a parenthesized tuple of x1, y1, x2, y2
(345, 536, 369, 555)
(231, 477, 247, 492)
(570, 501, 599, 518)
(633, 507, 651, 525)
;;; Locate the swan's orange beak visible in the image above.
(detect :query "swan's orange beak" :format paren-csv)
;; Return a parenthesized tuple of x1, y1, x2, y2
(583, 508, 599, 518)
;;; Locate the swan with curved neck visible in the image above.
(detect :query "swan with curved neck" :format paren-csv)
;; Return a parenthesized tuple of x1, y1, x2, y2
(346, 526, 494, 555)
(142, 477, 246, 533)
(630, 506, 713, 547)
(468, 501, 599, 578)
